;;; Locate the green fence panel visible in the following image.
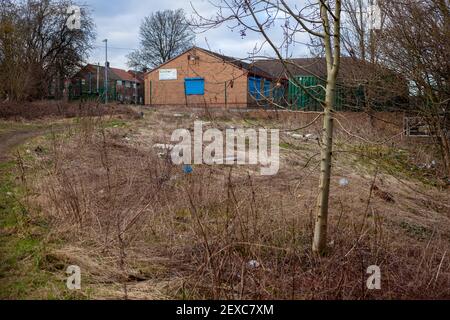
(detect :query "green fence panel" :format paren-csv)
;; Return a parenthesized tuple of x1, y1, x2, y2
(69, 80, 117, 103)
(288, 76, 364, 111)
(288, 76, 324, 111)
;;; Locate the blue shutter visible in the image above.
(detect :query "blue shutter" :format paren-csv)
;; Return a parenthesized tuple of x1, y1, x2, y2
(249, 77, 262, 100)
(264, 80, 271, 98)
(255, 77, 262, 100)
(249, 77, 256, 98)
(185, 78, 205, 95)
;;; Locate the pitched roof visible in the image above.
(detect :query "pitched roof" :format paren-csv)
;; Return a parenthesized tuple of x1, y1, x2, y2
(77, 64, 121, 81)
(197, 47, 275, 79)
(253, 57, 387, 83)
(110, 67, 136, 82)
(127, 70, 145, 82)
(254, 58, 327, 79)
(76, 64, 143, 82)
(143, 46, 399, 85)
(146, 46, 275, 79)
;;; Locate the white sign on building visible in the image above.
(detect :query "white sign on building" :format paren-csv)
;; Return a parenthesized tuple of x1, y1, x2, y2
(159, 69, 177, 81)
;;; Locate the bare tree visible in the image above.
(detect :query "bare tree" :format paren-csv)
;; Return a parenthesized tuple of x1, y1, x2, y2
(341, 0, 384, 62)
(342, 0, 369, 60)
(0, 0, 95, 101)
(0, 0, 27, 101)
(127, 9, 194, 70)
(309, 1, 341, 255)
(340, 0, 397, 124)
(193, 0, 342, 255)
(378, 0, 450, 178)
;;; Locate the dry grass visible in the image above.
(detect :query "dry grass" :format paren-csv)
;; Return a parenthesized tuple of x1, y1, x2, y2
(11, 107, 450, 300)
(0, 100, 142, 121)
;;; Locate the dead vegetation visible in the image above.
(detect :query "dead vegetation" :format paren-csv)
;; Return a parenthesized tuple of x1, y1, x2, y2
(2, 107, 449, 300)
(0, 101, 142, 121)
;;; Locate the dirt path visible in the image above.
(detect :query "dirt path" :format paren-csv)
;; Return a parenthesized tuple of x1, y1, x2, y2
(0, 129, 49, 162)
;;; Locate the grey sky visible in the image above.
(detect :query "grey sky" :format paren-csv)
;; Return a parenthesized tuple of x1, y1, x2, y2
(86, 0, 310, 70)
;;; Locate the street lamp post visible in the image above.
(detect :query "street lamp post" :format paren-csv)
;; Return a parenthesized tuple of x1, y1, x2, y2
(103, 39, 108, 104)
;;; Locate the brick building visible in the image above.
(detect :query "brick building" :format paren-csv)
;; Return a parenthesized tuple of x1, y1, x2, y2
(254, 57, 408, 111)
(144, 47, 282, 108)
(70, 64, 144, 104)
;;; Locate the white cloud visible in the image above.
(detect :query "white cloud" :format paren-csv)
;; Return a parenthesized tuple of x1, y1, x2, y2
(86, 0, 310, 69)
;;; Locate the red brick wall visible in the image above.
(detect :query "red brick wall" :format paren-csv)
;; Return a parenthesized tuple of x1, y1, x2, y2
(144, 49, 249, 108)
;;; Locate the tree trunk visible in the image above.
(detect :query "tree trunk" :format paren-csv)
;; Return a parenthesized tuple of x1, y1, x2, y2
(312, 0, 341, 255)
(437, 125, 450, 178)
(312, 79, 336, 254)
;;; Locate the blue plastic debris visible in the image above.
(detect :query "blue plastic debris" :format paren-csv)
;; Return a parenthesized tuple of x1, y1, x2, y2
(183, 165, 193, 174)
(339, 178, 349, 187)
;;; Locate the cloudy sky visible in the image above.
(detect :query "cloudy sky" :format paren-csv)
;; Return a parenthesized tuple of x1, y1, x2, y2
(85, 0, 310, 70)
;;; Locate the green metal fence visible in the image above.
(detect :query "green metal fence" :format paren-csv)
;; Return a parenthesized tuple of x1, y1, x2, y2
(68, 80, 117, 103)
(288, 76, 365, 111)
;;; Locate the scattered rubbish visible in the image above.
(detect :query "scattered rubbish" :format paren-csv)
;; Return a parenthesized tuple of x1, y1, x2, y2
(173, 113, 185, 118)
(288, 133, 303, 139)
(26, 149, 31, 154)
(339, 178, 349, 187)
(6, 192, 13, 197)
(183, 165, 193, 174)
(304, 134, 318, 140)
(248, 260, 261, 269)
(419, 160, 437, 170)
(287, 132, 318, 141)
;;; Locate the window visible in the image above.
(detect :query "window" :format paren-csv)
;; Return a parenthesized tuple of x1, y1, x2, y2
(117, 80, 122, 86)
(185, 78, 205, 95)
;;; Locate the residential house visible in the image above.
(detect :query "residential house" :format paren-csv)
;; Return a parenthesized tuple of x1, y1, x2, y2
(69, 64, 144, 104)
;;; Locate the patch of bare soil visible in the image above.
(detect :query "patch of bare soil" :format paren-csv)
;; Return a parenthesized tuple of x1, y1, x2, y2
(0, 129, 49, 162)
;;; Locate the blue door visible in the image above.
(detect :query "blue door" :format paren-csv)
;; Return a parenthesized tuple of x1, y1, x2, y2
(185, 78, 205, 95)
(249, 77, 262, 100)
